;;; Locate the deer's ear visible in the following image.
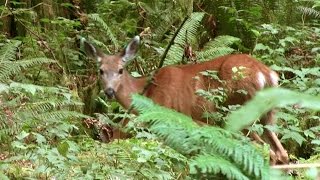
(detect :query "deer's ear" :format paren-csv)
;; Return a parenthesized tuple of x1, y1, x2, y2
(81, 38, 102, 63)
(122, 36, 140, 63)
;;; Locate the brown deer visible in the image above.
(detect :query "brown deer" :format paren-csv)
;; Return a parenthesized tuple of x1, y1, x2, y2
(82, 36, 288, 165)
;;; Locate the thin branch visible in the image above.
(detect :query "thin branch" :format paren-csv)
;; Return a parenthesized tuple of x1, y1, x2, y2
(0, 0, 9, 17)
(271, 163, 320, 169)
(0, 3, 46, 19)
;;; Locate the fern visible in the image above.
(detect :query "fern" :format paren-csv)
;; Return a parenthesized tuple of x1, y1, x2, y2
(0, 40, 21, 62)
(191, 127, 268, 178)
(205, 35, 241, 49)
(138, 1, 184, 41)
(33, 110, 89, 121)
(88, 14, 119, 49)
(0, 41, 56, 82)
(226, 88, 320, 132)
(164, 14, 241, 65)
(298, 6, 320, 18)
(190, 154, 249, 180)
(196, 35, 241, 61)
(164, 12, 205, 65)
(0, 58, 56, 82)
(196, 47, 235, 61)
(0, 81, 86, 142)
(131, 94, 269, 179)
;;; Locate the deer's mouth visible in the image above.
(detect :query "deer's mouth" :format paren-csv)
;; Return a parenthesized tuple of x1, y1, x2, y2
(105, 88, 115, 99)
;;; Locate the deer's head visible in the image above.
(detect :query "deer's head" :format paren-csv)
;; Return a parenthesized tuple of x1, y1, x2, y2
(82, 36, 140, 99)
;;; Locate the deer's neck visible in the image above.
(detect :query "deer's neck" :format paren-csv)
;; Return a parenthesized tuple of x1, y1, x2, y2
(115, 71, 148, 109)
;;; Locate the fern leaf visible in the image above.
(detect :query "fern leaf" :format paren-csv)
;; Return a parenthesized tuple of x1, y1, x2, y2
(196, 47, 235, 61)
(34, 110, 90, 121)
(164, 12, 205, 65)
(0, 58, 56, 82)
(195, 35, 241, 62)
(131, 94, 269, 179)
(88, 14, 119, 48)
(226, 88, 320, 132)
(203, 35, 241, 49)
(298, 6, 320, 18)
(138, 2, 183, 40)
(0, 40, 21, 62)
(190, 154, 249, 180)
(191, 126, 268, 178)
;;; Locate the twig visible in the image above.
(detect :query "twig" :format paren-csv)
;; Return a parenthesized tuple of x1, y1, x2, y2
(0, 0, 9, 17)
(271, 163, 320, 169)
(157, 16, 189, 68)
(0, 3, 46, 19)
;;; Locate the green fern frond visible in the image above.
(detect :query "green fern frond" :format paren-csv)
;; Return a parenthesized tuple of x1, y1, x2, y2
(0, 58, 56, 82)
(0, 40, 21, 62)
(0, 115, 19, 141)
(164, 12, 205, 65)
(196, 35, 241, 62)
(8, 81, 65, 95)
(226, 88, 320, 132)
(204, 35, 241, 49)
(191, 127, 268, 178)
(86, 35, 111, 54)
(138, 1, 183, 40)
(298, 6, 320, 18)
(131, 94, 269, 179)
(24, 100, 83, 116)
(132, 94, 197, 129)
(175, 12, 204, 45)
(131, 94, 199, 152)
(34, 110, 90, 121)
(190, 154, 249, 180)
(1, 81, 85, 141)
(88, 14, 119, 48)
(196, 47, 235, 61)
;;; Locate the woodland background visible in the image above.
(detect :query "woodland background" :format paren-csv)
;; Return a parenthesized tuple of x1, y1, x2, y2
(1, 0, 320, 179)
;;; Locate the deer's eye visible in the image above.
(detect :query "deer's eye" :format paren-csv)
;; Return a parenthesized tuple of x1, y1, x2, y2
(118, 68, 123, 74)
(99, 69, 104, 75)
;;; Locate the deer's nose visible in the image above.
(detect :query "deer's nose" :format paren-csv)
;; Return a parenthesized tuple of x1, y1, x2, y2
(105, 88, 115, 98)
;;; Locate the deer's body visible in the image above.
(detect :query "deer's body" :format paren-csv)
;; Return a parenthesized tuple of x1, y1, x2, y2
(82, 36, 288, 165)
(145, 54, 278, 121)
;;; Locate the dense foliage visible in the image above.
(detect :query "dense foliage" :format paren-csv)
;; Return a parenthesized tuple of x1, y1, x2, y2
(0, 0, 320, 179)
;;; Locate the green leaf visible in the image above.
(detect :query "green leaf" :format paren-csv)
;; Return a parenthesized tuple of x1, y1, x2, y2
(58, 141, 70, 157)
(190, 154, 250, 180)
(281, 131, 306, 146)
(253, 43, 269, 51)
(10, 82, 42, 95)
(61, 93, 72, 101)
(0, 83, 9, 93)
(16, 131, 29, 140)
(226, 88, 320, 131)
(11, 141, 28, 150)
(0, 172, 9, 180)
(137, 157, 147, 163)
(304, 130, 316, 138)
(311, 140, 320, 145)
(0, 40, 21, 62)
(33, 133, 47, 144)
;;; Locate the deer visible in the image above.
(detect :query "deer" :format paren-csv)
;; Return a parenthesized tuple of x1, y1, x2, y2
(81, 35, 289, 165)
